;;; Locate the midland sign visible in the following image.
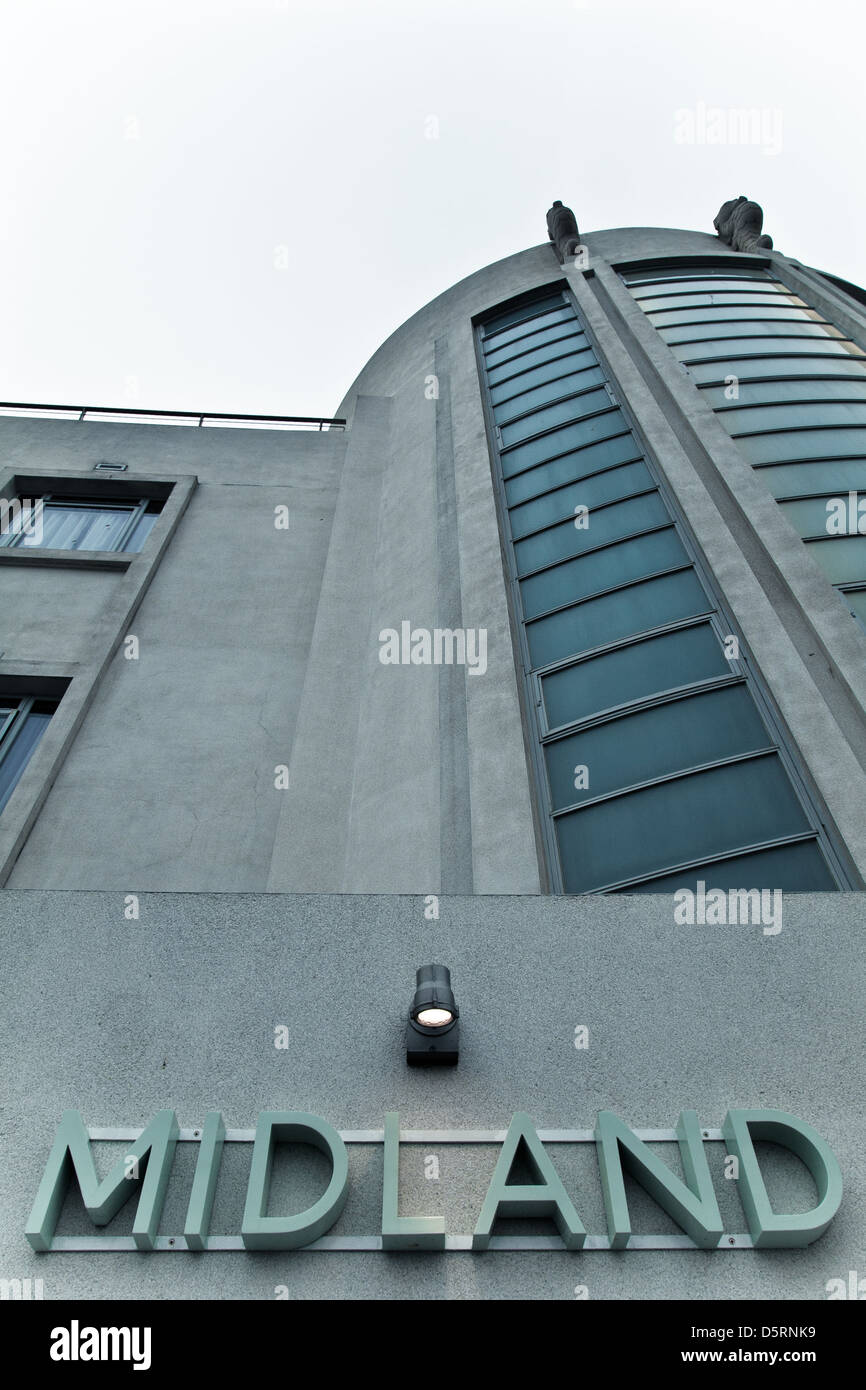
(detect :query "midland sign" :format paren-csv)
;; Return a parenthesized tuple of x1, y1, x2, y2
(25, 1108, 842, 1253)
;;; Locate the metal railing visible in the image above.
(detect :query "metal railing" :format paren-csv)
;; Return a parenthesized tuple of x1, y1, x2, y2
(0, 402, 346, 431)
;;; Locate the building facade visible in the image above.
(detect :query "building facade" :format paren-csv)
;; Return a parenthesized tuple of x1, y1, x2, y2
(2, 205, 865, 1301)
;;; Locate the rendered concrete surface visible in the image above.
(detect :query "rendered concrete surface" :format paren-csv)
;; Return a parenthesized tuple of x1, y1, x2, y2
(1, 890, 863, 1300)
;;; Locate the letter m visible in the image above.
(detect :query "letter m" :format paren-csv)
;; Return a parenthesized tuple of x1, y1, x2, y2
(25, 1110, 179, 1251)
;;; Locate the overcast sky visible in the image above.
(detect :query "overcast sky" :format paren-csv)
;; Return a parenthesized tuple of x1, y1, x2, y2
(1, 0, 863, 419)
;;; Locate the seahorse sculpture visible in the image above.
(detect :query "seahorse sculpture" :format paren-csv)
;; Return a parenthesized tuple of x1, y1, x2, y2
(713, 196, 774, 252)
(546, 200, 581, 263)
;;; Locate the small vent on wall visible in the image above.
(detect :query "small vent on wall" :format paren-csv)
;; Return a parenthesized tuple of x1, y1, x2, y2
(93, 461, 128, 471)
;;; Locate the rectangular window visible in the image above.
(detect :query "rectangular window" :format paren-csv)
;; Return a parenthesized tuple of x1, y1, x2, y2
(0, 697, 55, 814)
(0, 495, 163, 554)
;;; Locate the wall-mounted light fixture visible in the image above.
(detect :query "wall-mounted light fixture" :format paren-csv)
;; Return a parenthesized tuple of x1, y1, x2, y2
(406, 964, 459, 1067)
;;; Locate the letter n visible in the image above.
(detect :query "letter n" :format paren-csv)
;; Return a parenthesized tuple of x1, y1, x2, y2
(472, 1113, 585, 1250)
(25, 1110, 179, 1251)
(595, 1110, 723, 1249)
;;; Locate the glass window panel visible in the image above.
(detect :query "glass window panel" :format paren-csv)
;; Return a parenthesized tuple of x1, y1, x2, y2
(724, 402, 866, 435)
(125, 511, 158, 552)
(520, 526, 687, 620)
(555, 753, 810, 893)
(486, 334, 588, 386)
(687, 355, 866, 386)
(0, 710, 52, 814)
(843, 589, 866, 628)
(489, 349, 597, 406)
(805, 536, 866, 585)
(544, 683, 771, 811)
(759, 459, 866, 499)
(661, 321, 841, 346)
(737, 428, 866, 466)
(493, 366, 606, 422)
(675, 338, 865, 364)
(482, 296, 566, 335)
(777, 496, 862, 538)
(502, 409, 625, 478)
(541, 621, 727, 731)
(504, 434, 638, 507)
(483, 306, 573, 351)
(515, 491, 668, 575)
(637, 291, 801, 314)
(648, 305, 822, 328)
(631, 279, 783, 299)
(527, 568, 709, 669)
(509, 461, 653, 540)
(484, 321, 586, 370)
(702, 378, 866, 410)
(626, 271, 773, 289)
(617, 839, 836, 893)
(499, 386, 612, 448)
(20, 503, 133, 551)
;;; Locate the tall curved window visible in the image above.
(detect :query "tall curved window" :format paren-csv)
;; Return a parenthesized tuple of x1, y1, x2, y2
(621, 264, 866, 628)
(477, 288, 849, 893)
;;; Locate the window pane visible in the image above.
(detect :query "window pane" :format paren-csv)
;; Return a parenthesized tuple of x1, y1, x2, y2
(639, 291, 801, 314)
(724, 401, 866, 435)
(661, 321, 840, 347)
(490, 350, 597, 406)
(737, 428, 866, 465)
(499, 386, 612, 448)
(502, 409, 626, 477)
(628, 274, 775, 294)
(486, 334, 589, 386)
(0, 710, 52, 813)
(125, 511, 158, 552)
(483, 296, 566, 335)
(504, 434, 638, 506)
(520, 526, 686, 620)
(544, 683, 771, 811)
(515, 491, 668, 575)
(702, 378, 866, 410)
(675, 338, 865, 364)
(805, 536, 866, 585)
(777, 496, 858, 538)
(555, 753, 810, 892)
(509, 460, 653, 540)
(757, 458, 866, 499)
(541, 621, 727, 730)
(527, 567, 709, 668)
(493, 365, 604, 421)
(21, 504, 132, 551)
(617, 839, 836, 893)
(483, 306, 573, 351)
(843, 589, 866, 627)
(484, 321, 586, 370)
(649, 305, 822, 328)
(686, 355, 866, 385)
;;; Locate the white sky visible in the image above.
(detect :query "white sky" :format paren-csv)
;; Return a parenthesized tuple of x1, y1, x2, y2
(1, 0, 863, 419)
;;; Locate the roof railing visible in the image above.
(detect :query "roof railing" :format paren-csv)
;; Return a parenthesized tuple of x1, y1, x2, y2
(0, 402, 346, 431)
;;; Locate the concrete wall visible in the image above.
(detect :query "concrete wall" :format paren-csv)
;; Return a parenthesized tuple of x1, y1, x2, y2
(1, 890, 862, 1300)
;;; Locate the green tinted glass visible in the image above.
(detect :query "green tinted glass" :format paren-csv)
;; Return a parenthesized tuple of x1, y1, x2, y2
(541, 622, 727, 730)
(515, 491, 668, 575)
(502, 410, 626, 477)
(738, 428, 866, 465)
(617, 839, 836, 893)
(544, 683, 771, 811)
(527, 568, 709, 669)
(556, 753, 810, 892)
(520, 526, 686, 621)
(509, 461, 653, 540)
(504, 434, 638, 506)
